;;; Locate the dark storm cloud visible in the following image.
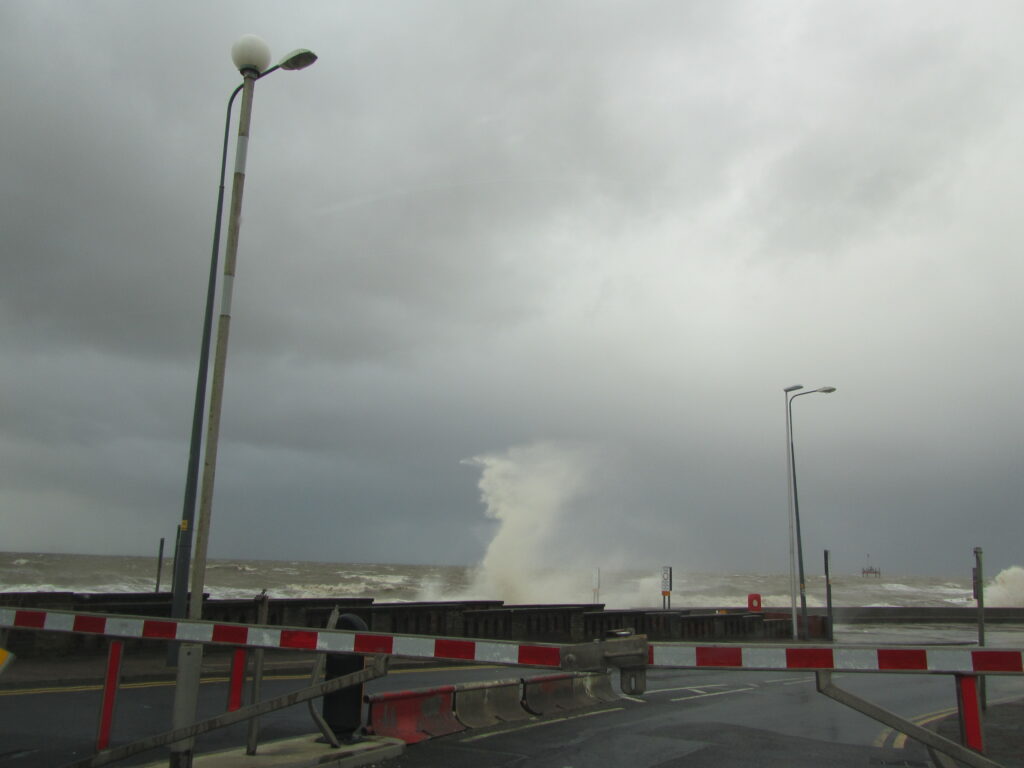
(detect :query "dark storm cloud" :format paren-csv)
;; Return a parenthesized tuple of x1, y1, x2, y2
(2, 1, 1023, 578)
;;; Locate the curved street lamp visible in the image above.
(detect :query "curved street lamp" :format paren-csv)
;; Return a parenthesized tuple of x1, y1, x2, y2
(785, 385, 836, 640)
(170, 37, 316, 768)
(170, 39, 317, 632)
(782, 384, 803, 640)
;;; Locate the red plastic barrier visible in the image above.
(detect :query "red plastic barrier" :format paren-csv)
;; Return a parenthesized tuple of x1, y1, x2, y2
(365, 686, 466, 744)
(747, 593, 762, 612)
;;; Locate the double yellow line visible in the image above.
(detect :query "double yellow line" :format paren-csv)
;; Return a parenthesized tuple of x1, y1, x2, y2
(874, 694, 1020, 750)
(0, 663, 501, 697)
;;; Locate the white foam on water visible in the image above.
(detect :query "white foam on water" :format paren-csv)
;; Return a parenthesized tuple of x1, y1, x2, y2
(985, 566, 1024, 607)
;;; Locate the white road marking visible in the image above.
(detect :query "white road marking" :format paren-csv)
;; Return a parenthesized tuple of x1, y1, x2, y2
(459, 707, 625, 743)
(671, 686, 756, 702)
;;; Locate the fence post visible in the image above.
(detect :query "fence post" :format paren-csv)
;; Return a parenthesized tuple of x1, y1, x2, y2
(245, 591, 270, 755)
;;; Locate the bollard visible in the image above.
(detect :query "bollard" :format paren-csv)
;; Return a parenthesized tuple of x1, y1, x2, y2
(322, 613, 368, 742)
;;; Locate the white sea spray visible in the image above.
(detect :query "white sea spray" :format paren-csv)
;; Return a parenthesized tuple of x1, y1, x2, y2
(986, 566, 1024, 607)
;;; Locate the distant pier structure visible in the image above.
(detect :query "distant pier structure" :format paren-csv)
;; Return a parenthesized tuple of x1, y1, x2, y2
(862, 555, 881, 578)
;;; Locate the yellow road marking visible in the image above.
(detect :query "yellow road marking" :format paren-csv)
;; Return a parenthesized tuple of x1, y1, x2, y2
(0, 663, 502, 697)
(874, 694, 1023, 749)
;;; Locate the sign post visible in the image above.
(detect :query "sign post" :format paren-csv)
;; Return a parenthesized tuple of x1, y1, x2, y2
(661, 566, 673, 610)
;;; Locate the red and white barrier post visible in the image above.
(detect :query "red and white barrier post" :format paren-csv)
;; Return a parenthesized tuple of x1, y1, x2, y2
(96, 639, 123, 751)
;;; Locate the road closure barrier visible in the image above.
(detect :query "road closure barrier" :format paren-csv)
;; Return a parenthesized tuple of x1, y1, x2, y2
(522, 673, 586, 715)
(364, 686, 465, 744)
(452, 679, 529, 728)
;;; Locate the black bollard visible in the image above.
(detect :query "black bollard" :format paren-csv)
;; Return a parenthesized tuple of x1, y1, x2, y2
(322, 613, 369, 742)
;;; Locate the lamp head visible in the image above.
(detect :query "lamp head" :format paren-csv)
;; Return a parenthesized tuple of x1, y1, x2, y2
(819, 386, 837, 393)
(231, 34, 272, 75)
(278, 48, 318, 71)
(784, 384, 804, 393)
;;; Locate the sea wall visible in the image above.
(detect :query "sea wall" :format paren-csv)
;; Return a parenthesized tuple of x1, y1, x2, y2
(0, 592, 805, 657)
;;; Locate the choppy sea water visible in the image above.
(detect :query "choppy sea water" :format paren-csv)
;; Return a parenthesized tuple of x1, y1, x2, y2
(0, 551, 983, 608)
(6, 551, 1024, 645)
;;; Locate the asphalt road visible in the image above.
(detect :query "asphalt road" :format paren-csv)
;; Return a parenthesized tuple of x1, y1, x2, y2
(0, 662, 511, 766)
(382, 669, 1024, 768)
(3, 662, 1024, 767)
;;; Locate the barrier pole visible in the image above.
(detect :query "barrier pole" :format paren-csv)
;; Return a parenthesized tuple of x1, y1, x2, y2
(245, 592, 270, 754)
(956, 674, 985, 753)
(226, 648, 247, 712)
(96, 640, 123, 751)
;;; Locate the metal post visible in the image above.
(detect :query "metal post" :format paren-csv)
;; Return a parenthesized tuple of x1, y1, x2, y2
(824, 549, 833, 642)
(790, 415, 809, 640)
(974, 546, 987, 710)
(783, 386, 802, 640)
(96, 640, 123, 751)
(226, 649, 248, 712)
(170, 69, 259, 768)
(787, 386, 836, 640)
(956, 674, 985, 753)
(155, 538, 165, 593)
(168, 81, 244, 645)
(245, 591, 270, 754)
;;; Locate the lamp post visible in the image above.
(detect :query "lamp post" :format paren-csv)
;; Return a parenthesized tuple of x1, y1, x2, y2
(786, 385, 836, 640)
(782, 384, 803, 640)
(169, 36, 316, 768)
(169, 42, 317, 637)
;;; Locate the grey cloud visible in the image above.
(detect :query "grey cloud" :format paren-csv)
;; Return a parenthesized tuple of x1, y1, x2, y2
(1, 1, 1023, 577)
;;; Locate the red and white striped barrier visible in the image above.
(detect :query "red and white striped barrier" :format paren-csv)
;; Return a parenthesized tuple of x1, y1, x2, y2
(6, 607, 1022, 676)
(0, 608, 563, 667)
(649, 643, 1024, 675)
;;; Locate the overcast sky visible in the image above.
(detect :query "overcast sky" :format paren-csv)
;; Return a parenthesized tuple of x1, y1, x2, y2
(2, 1, 1022, 580)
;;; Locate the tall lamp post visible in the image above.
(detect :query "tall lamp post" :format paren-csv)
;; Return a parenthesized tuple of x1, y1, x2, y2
(170, 36, 316, 768)
(782, 384, 803, 640)
(785, 385, 836, 640)
(169, 40, 318, 638)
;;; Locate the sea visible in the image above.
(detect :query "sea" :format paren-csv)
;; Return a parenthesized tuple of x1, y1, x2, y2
(5, 552, 1024, 646)
(5, 550, 1022, 610)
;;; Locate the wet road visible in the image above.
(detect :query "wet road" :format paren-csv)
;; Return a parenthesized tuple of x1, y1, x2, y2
(3, 661, 1024, 766)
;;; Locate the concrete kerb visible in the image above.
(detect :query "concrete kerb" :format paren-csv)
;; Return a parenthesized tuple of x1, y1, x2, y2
(136, 733, 404, 768)
(522, 673, 588, 716)
(452, 678, 530, 728)
(575, 670, 617, 703)
(366, 671, 620, 744)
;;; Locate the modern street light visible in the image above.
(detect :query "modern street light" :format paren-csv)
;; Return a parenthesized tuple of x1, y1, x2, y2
(169, 36, 316, 768)
(782, 384, 803, 640)
(169, 40, 317, 639)
(785, 385, 836, 640)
